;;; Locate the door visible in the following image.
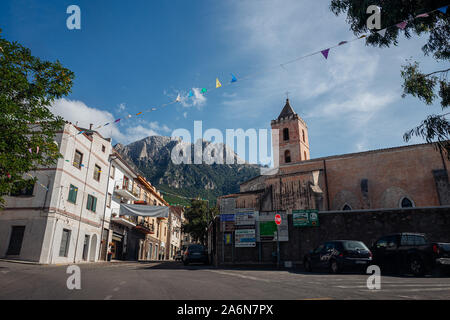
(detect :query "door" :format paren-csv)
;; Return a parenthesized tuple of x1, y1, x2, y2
(309, 243, 324, 269)
(82, 235, 90, 261)
(7, 226, 25, 256)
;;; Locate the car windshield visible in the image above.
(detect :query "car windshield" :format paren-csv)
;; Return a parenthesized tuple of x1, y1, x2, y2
(343, 241, 368, 251)
(189, 245, 204, 252)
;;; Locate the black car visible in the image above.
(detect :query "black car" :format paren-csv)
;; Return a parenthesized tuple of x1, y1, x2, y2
(183, 244, 208, 265)
(304, 240, 372, 273)
(371, 233, 450, 276)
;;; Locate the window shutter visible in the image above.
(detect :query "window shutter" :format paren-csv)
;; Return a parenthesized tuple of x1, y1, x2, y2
(93, 197, 97, 212)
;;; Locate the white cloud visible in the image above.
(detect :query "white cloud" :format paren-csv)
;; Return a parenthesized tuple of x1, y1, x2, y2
(51, 98, 170, 145)
(178, 87, 207, 108)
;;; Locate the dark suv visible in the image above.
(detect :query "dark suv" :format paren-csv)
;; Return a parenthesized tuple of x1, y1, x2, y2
(371, 233, 450, 276)
(183, 244, 208, 265)
(304, 240, 372, 273)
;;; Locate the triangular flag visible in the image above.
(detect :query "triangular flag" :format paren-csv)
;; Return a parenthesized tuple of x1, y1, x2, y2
(114, 118, 121, 123)
(378, 28, 387, 37)
(216, 78, 222, 88)
(175, 94, 181, 102)
(438, 6, 448, 14)
(338, 41, 347, 46)
(321, 48, 330, 59)
(77, 131, 84, 135)
(127, 114, 132, 118)
(201, 88, 207, 94)
(396, 21, 407, 29)
(416, 13, 429, 18)
(359, 35, 366, 38)
(136, 112, 142, 116)
(188, 90, 193, 97)
(104, 123, 110, 126)
(231, 74, 237, 83)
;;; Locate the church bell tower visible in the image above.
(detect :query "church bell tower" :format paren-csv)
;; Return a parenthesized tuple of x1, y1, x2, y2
(271, 99, 310, 166)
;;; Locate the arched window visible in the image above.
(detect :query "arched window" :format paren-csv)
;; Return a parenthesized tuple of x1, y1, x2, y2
(400, 197, 414, 208)
(284, 150, 291, 163)
(283, 128, 289, 141)
(302, 129, 305, 143)
(342, 204, 352, 211)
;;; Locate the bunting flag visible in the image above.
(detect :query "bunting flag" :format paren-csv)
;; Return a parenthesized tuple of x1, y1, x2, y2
(359, 35, 367, 38)
(104, 123, 110, 126)
(231, 74, 237, 83)
(114, 118, 121, 123)
(136, 112, 142, 116)
(416, 13, 429, 18)
(77, 131, 84, 135)
(127, 114, 132, 118)
(438, 6, 448, 14)
(175, 94, 181, 102)
(338, 41, 347, 45)
(188, 90, 193, 97)
(396, 21, 407, 29)
(378, 28, 387, 37)
(216, 78, 222, 88)
(321, 48, 330, 59)
(201, 88, 207, 94)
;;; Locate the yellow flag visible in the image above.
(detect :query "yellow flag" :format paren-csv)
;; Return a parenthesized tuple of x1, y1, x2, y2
(216, 78, 222, 88)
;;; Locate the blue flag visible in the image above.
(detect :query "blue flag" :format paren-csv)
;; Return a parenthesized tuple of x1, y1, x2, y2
(231, 74, 237, 83)
(438, 6, 448, 14)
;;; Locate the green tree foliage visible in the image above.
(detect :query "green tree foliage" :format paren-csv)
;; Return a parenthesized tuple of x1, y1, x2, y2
(182, 199, 218, 245)
(329, 1, 449, 158)
(0, 29, 74, 205)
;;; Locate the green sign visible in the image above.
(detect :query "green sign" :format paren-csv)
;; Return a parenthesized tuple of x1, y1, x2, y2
(293, 209, 319, 227)
(259, 221, 277, 236)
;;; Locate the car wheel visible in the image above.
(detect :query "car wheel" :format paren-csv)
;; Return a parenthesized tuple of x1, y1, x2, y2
(330, 259, 340, 274)
(304, 259, 312, 272)
(409, 257, 425, 276)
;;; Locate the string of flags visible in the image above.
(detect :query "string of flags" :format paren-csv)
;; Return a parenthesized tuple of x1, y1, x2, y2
(68, 4, 447, 137)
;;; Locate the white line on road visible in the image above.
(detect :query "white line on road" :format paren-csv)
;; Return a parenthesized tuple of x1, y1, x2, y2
(207, 270, 271, 282)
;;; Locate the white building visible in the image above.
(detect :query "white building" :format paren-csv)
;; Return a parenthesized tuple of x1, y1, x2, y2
(0, 123, 111, 264)
(168, 206, 183, 259)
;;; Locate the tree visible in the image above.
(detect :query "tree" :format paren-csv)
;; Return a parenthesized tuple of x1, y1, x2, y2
(329, 1, 449, 158)
(182, 199, 218, 245)
(0, 29, 74, 206)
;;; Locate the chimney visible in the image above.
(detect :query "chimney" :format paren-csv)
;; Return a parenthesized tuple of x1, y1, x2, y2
(89, 123, 93, 130)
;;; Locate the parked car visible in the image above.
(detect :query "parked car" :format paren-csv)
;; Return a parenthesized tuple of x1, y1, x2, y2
(303, 240, 372, 273)
(183, 244, 208, 265)
(174, 250, 182, 261)
(371, 233, 450, 276)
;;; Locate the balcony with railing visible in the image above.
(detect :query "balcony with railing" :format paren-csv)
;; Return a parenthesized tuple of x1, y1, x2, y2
(134, 220, 155, 234)
(114, 183, 139, 201)
(111, 211, 137, 228)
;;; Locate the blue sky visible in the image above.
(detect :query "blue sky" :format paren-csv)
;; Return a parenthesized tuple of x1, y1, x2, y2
(1, 0, 446, 163)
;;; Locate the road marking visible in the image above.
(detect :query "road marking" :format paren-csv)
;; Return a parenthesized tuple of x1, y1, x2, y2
(366, 287, 450, 292)
(1, 270, 10, 274)
(104, 295, 113, 300)
(207, 270, 271, 282)
(113, 287, 120, 292)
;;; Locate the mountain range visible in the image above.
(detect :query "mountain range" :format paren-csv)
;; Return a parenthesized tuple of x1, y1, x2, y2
(114, 136, 260, 206)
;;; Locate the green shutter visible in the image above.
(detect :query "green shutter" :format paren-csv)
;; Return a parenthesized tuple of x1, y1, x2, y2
(68, 185, 78, 203)
(93, 197, 97, 212)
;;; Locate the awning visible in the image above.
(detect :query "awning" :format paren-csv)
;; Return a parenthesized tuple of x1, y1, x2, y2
(119, 203, 169, 218)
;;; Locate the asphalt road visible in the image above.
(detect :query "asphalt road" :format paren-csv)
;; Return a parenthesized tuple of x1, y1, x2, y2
(0, 260, 449, 300)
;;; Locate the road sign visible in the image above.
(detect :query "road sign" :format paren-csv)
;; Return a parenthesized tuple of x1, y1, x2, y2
(293, 209, 320, 227)
(275, 214, 282, 225)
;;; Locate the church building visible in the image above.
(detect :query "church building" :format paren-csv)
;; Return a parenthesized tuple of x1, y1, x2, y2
(220, 99, 450, 212)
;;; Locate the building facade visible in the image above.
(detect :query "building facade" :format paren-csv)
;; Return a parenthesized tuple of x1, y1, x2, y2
(1, 123, 112, 264)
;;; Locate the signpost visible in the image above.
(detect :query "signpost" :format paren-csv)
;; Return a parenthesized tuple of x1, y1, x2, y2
(275, 214, 281, 268)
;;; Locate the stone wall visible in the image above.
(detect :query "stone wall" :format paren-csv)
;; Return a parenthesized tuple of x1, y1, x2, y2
(213, 206, 450, 265)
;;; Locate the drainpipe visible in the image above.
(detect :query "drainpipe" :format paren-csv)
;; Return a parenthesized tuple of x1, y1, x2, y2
(98, 155, 117, 260)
